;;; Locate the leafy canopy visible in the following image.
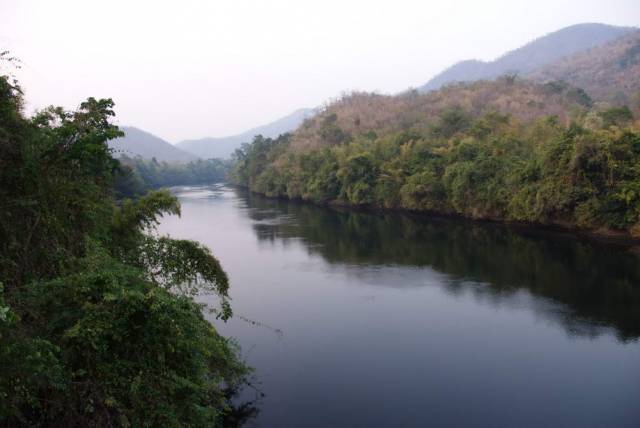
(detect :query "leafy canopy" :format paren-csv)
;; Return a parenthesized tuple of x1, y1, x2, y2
(0, 72, 248, 427)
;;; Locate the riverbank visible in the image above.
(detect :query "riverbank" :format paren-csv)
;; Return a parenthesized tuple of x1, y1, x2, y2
(236, 185, 640, 248)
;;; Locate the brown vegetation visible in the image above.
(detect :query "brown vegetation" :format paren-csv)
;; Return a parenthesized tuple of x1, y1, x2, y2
(291, 77, 592, 151)
(529, 30, 640, 110)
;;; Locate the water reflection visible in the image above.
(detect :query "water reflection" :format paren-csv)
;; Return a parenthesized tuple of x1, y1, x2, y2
(221, 385, 261, 428)
(239, 189, 640, 342)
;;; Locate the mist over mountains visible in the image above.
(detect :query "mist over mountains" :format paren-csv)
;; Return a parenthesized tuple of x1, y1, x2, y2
(418, 23, 635, 92)
(528, 29, 640, 106)
(175, 108, 316, 159)
(115, 22, 638, 163)
(108, 109, 315, 162)
(109, 126, 198, 163)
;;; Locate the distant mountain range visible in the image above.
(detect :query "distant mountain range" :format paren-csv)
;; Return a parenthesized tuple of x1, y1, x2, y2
(418, 23, 636, 92)
(109, 108, 315, 163)
(114, 22, 638, 163)
(175, 108, 316, 159)
(289, 23, 640, 151)
(109, 126, 198, 163)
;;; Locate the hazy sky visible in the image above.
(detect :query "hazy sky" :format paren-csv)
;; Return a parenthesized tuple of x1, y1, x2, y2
(1, 0, 639, 142)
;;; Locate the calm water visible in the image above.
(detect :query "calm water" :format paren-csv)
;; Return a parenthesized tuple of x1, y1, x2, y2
(159, 184, 640, 428)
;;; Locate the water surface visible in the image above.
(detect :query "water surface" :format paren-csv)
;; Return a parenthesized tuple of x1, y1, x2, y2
(159, 184, 640, 428)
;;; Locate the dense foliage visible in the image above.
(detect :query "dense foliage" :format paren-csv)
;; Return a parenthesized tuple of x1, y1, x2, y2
(115, 155, 229, 197)
(0, 74, 248, 426)
(232, 85, 640, 237)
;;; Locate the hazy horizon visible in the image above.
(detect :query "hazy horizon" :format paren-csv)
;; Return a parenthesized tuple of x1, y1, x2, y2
(2, 0, 639, 143)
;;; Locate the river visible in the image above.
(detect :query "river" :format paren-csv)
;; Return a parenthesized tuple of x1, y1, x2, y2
(158, 184, 640, 428)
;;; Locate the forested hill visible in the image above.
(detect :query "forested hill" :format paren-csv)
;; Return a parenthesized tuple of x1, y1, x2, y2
(290, 78, 594, 151)
(114, 155, 229, 197)
(176, 108, 316, 159)
(108, 126, 199, 163)
(528, 30, 640, 107)
(419, 23, 635, 92)
(231, 76, 640, 239)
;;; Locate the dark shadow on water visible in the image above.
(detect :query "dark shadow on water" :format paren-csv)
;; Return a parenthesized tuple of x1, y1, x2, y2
(221, 384, 262, 428)
(237, 189, 640, 342)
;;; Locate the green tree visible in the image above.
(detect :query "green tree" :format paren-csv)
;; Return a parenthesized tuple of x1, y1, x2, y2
(0, 73, 248, 426)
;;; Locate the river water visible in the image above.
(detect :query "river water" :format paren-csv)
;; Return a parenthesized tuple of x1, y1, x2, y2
(158, 184, 640, 428)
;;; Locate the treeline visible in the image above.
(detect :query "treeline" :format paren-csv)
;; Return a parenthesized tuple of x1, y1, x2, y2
(231, 103, 640, 237)
(115, 155, 229, 197)
(0, 74, 247, 426)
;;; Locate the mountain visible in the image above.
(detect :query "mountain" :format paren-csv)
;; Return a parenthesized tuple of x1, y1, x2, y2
(109, 126, 198, 163)
(419, 23, 636, 92)
(176, 108, 316, 159)
(291, 78, 594, 151)
(528, 30, 640, 107)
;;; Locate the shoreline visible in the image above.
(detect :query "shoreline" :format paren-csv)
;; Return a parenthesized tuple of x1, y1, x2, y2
(232, 184, 640, 249)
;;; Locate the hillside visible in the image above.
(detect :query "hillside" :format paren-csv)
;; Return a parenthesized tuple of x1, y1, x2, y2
(291, 78, 593, 151)
(176, 108, 316, 159)
(109, 126, 198, 163)
(419, 23, 635, 92)
(528, 30, 640, 107)
(231, 74, 640, 238)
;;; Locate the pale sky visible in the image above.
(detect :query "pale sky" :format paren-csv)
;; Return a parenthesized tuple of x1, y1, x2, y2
(1, 0, 639, 142)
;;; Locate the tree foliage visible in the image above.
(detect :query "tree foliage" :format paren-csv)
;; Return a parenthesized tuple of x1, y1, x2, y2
(114, 156, 229, 198)
(0, 74, 248, 426)
(232, 99, 640, 237)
